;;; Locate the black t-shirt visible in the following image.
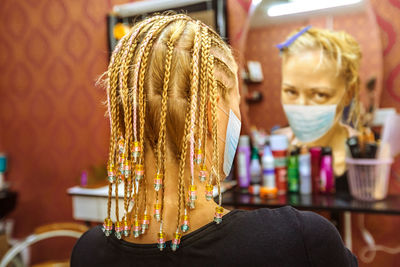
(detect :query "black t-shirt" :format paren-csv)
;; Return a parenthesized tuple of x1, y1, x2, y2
(71, 206, 357, 267)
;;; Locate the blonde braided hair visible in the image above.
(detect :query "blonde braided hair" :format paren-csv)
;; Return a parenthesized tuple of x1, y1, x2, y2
(101, 14, 238, 249)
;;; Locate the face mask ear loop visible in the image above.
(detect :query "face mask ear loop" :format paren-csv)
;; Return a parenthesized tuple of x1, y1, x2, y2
(216, 105, 229, 144)
(217, 105, 229, 116)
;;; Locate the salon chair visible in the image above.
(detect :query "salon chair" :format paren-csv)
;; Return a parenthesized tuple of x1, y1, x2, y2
(0, 222, 88, 267)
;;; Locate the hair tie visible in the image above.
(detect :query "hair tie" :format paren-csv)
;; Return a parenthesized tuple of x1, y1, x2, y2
(276, 25, 312, 51)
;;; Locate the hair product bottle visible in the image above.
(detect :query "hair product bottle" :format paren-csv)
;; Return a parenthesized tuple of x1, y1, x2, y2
(320, 147, 335, 194)
(299, 147, 312, 195)
(288, 147, 299, 193)
(270, 135, 288, 195)
(309, 147, 322, 194)
(237, 136, 251, 192)
(249, 147, 262, 195)
(260, 146, 277, 199)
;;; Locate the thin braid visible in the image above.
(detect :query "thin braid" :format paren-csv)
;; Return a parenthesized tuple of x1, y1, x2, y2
(189, 22, 201, 184)
(199, 27, 210, 164)
(106, 183, 112, 219)
(209, 56, 221, 205)
(206, 54, 215, 186)
(176, 102, 192, 228)
(158, 23, 187, 220)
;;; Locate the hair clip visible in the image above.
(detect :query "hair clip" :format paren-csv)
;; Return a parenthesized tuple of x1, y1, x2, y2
(276, 25, 312, 51)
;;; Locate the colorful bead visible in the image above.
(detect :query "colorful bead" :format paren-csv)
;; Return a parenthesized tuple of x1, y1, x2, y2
(118, 138, 125, 154)
(180, 214, 190, 233)
(107, 164, 116, 183)
(141, 214, 150, 234)
(154, 173, 162, 191)
(199, 164, 207, 182)
(135, 164, 144, 181)
(117, 174, 123, 183)
(154, 203, 161, 222)
(194, 148, 203, 165)
(118, 154, 125, 173)
(189, 185, 197, 200)
(122, 218, 131, 237)
(205, 184, 213, 201)
(114, 221, 123, 239)
(188, 185, 197, 209)
(131, 141, 141, 163)
(157, 232, 166, 251)
(102, 218, 113, 236)
(171, 232, 182, 251)
(124, 159, 131, 178)
(132, 218, 142, 238)
(214, 206, 224, 224)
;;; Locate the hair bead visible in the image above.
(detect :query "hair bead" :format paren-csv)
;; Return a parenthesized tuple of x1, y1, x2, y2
(199, 164, 208, 182)
(171, 230, 182, 251)
(102, 218, 113, 236)
(122, 217, 131, 237)
(214, 206, 224, 224)
(114, 221, 123, 239)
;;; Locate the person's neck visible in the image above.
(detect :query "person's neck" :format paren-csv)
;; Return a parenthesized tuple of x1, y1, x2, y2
(123, 145, 225, 244)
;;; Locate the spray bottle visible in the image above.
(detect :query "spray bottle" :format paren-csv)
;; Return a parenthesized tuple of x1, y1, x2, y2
(299, 147, 311, 195)
(249, 147, 261, 195)
(260, 146, 277, 199)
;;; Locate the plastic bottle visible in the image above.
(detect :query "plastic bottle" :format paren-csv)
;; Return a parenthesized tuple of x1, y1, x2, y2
(249, 147, 262, 195)
(299, 147, 311, 195)
(309, 147, 322, 194)
(270, 135, 288, 195)
(320, 147, 335, 194)
(287, 147, 299, 193)
(237, 135, 251, 192)
(260, 146, 277, 199)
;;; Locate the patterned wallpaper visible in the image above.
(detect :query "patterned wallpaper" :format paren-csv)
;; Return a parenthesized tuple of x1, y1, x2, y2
(0, 0, 132, 263)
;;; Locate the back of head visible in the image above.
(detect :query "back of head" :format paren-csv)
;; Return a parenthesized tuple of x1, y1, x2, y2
(101, 14, 237, 247)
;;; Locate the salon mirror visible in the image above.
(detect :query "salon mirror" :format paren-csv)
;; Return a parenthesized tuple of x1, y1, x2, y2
(243, 0, 384, 176)
(245, 0, 383, 130)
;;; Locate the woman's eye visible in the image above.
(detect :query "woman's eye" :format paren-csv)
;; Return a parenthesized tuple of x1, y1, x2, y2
(314, 92, 329, 102)
(284, 89, 298, 97)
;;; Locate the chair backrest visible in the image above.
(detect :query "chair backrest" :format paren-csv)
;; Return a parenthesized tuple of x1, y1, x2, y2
(0, 223, 88, 267)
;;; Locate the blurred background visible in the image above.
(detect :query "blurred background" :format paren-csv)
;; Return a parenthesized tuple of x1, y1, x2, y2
(0, 0, 399, 266)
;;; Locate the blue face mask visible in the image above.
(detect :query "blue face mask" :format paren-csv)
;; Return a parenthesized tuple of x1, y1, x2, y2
(283, 104, 337, 143)
(218, 106, 242, 176)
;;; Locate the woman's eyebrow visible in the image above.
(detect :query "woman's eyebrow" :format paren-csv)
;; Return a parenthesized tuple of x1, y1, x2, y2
(282, 83, 295, 88)
(309, 86, 335, 92)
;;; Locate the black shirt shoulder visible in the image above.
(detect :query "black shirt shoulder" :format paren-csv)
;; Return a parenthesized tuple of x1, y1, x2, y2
(291, 208, 358, 267)
(71, 207, 357, 267)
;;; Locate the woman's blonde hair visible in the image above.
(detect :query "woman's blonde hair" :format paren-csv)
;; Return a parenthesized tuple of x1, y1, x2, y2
(281, 27, 362, 129)
(101, 14, 237, 249)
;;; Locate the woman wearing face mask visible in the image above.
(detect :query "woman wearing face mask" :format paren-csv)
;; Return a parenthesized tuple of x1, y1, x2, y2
(277, 26, 361, 179)
(71, 15, 357, 266)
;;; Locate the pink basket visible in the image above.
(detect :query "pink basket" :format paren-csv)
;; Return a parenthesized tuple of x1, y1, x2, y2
(346, 158, 393, 201)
